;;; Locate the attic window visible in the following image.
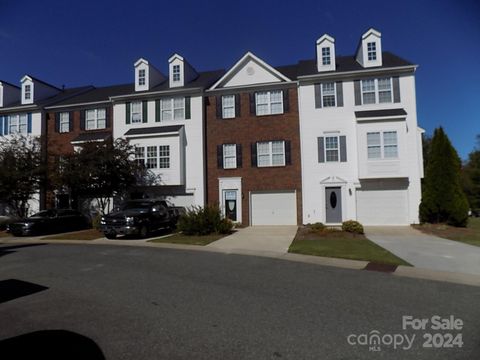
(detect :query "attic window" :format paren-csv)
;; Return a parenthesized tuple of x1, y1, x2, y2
(138, 69, 146, 86)
(322, 47, 331, 65)
(172, 65, 181, 82)
(367, 42, 377, 61)
(25, 85, 31, 100)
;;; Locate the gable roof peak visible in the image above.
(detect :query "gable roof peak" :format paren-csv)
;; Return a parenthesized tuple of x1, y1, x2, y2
(316, 34, 335, 44)
(362, 28, 381, 39)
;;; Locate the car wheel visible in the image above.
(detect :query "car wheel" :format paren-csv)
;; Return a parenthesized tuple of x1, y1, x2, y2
(105, 233, 117, 239)
(140, 225, 149, 238)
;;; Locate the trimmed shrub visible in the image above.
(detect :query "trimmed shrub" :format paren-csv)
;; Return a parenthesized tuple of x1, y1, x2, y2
(310, 222, 326, 232)
(342, 220, 364, 234)
(217, 218, 234, 234)
(177, 204, 233, 235)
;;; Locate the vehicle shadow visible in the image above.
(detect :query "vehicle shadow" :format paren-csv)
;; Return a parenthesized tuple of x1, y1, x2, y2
(0, 279, 49, 304)
(121, 227, 173, 240)
(0, 330, 105, 359)
(0, 243, 47, 258)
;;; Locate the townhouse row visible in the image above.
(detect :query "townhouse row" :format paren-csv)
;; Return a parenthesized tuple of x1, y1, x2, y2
(0, 28, 424, 226)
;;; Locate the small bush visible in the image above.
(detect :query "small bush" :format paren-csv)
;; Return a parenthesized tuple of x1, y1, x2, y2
(91, 213, 102, 230)
(342, 220, 364, 234)
(177, 204, 232, 236)
(217, 218, 234, 234)
(310, 222, 326, 232)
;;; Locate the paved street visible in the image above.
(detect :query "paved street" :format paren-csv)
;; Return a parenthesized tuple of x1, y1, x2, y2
(0, 243, 479, 359)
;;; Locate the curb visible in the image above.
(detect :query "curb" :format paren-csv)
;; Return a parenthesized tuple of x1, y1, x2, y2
(1, 237, 480, 288)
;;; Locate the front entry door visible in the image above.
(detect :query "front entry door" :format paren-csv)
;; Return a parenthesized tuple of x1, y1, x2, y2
(325, 187, 342, 223)
(224, 190, 237, 221)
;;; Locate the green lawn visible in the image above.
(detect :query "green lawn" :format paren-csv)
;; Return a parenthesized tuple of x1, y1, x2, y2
(148, 233, 226, 246)
(413, 217, 480, 247)
(289, 227, 410, 266)
(41, 229, 104, 241)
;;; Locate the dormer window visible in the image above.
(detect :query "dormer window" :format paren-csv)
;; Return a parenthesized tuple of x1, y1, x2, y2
(367, 42, 377, 61)
(138, 69, 146, 86)
(322, 48, 331, 65)
(24, 85, 31, 100)
(172, 65, 181, 82)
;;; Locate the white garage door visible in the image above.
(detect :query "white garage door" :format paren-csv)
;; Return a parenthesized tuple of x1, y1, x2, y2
(250, 191, 297, 225)
(356, 180, 409, 225)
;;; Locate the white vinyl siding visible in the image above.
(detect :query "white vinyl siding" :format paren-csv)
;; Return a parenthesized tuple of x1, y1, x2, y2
(257, 141, 285, 167)
(361, 78, 392, 104)
(161, 97, 185, 121)
(367, 131, 398, 159)
(222, 95, 235, 119)
(86, 108, 106, 130)
(223, 144, 237, 169)
(59, 112, 70, 133)
(256, 90, 283, 115)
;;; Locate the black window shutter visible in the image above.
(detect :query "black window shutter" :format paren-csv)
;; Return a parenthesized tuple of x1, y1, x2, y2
(80, 110, 86, 130)
(126, 102, 131, 124)
(314, 84, 322, 108)
(217, 145, 223, 169)
(69, 111, 74, 131)
(283, 89, 289, 113)
(340, 135, 347, 162)
(285, 140, 291, 165)
(393, 76, 401, 103)
(54, 112, 60, 133)
(216, 96, 222, 119)
(155, 99, 160, 122)
(105, 107, 110, 128)
(236, 144, 242, 168)
(249, 93, 256, 115)
(336, 81, 344, 107)
(251, 142, 257, 167)
(185, 96, 191, 119)
(354, 80, 361, 105)
(142, 100, 148, 123)
(318, 137, 325, 163)
(235, 94, 241, 117)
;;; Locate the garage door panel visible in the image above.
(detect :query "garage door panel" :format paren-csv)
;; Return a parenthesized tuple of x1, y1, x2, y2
(357, 188, 408, 225)
(251, 191, 296, 225)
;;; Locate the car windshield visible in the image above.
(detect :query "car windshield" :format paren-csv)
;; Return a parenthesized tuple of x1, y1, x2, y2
(122, 202, 152, 211)
(30, 210, 55, 218)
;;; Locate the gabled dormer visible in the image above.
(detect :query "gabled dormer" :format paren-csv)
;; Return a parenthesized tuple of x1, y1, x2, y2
(134, 58, 166, 92)
(21, 75, 60, 105)
(356, 28, 383, 68)
(168, 53, 198, 88)
(316, 34, 336, 72)
(0, 81, 21, 108)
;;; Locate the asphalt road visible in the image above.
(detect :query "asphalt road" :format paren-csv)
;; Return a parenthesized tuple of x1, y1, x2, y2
(0, 243, 479, 360)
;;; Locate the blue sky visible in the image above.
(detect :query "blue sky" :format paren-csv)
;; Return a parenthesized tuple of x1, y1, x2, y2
(0, 0, 479, 158)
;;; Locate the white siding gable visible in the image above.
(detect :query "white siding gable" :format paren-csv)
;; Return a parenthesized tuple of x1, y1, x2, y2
(21, 75, 60, 105)
(316, 34, 336, 72)
(134, 58, 165, 92)
(356, 28, 383, 68)
(168, 54, 198, 88)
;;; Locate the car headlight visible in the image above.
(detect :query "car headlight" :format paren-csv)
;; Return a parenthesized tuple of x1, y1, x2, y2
(23, 222, 33, 227)
(100, 217, 106, 225)
(125, 217, 134, 225)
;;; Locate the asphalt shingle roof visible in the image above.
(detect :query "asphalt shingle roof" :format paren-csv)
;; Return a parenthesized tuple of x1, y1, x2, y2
(355, 108, 408, 118)
(71, 131, 112, 143)
(124, 125, 183, 136)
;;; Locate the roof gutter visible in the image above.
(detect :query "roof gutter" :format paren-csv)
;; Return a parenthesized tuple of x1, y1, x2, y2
(45, 100, 110, 110)
(206, 81, 297, 93)
(297, 65, 418, 82)
(110, 87, 203, 101)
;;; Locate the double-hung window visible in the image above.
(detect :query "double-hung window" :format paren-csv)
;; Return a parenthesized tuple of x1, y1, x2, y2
(223, 144, 237, 169)
(322, 82, 336, 107)
(361, 78, 392, 104)
(159, 145, 170, 168)
(161, 97, 185, 121)
(377, 78, 392, 103)
(222, 95, 235, 119)
(59, 112, 70, 133)
(367, 42, 377, 61)
(172, 65, 181, 82)
(24, 85, 31, 100)
(135, 145, 170, 169)
(131, 101, 142, 123)
(138, 69, 146, 86)
(256, 90, 283, 115)
(135, 146, 145, 166)
(325, 136, 339, 162)
(257, 141, 285, 167)
(146, 146, 158, 169)
(367, 131, 398, 159)
(322, 47, 331, 65)
(86, 108, 106, 130)
(361, 79, 376, 104)
(7, 114, 27, 134)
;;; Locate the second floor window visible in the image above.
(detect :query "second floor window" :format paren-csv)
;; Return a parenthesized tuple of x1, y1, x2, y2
(322, 82, 336, 107)
(256, 90, 283, 116)
(86, 108, 106, 130)
(361, 78, 392, 105)
(367, 131, 398, 159)
(223, 144, 237, 169)
(322, 47, 331, 65)
(138, 69, 146, 86)
(59, 112, 70, 133)
(257, 140, 285, 167)
(24, 85, 31, 100)
(325, 136, 339, 162)
(131, 101, 142, 123)
(161, 97, 184, 121)
(367, 42, 377, 61)
(135, 145, 170, 169)
(172, 65, 181, 82)
(222, 95, 235, 119)
(159, 145, 170, 168)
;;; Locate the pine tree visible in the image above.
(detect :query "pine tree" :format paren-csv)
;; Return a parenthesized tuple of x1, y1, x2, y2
(419, 127, 469, 226)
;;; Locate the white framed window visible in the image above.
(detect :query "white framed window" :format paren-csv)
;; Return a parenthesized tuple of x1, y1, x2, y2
(138, 69, 146, 86)
(24, 85, 31, 100)
(257, 140, 285, 167)
(7, 114, 27, 134)
(172, 65, 181, 82)
(322, 47, 331, 65)
(146, 146, 158, 169)
(325, 136, 339, 162)
(131, 101, 142, 123)
(159, 145, 170, 168)
(135, 146, 145, 166)
(223, 144, 237, 169)
(222, 95, 235, 119)
(367, 131, 398, 159)
(367, 42, 377, 61)
(361, 78, 392, 105)
(85, 108, 106, 130)
(59, 112, 70, 133)
(255, 90, 283, 116)
(321, 82, 336, 107)
(160, 97, 185, 121)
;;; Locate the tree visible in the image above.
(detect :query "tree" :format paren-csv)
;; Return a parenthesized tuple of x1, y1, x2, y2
(50, 139, 149, 215)
(461, 135, 480, 211)
(419, 127, 469, 226)
(0, 136, 44, 218)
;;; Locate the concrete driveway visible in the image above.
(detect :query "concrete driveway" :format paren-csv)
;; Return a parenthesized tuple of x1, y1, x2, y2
(207, 226, 297, 255)
(365, 226, 480, 276)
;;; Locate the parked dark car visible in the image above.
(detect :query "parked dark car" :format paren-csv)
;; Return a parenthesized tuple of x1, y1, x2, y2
(9, 209, 90, 237)
(100, 200, 181, 239)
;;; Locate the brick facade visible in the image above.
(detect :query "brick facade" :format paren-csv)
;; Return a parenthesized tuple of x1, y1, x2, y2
(205, 86, 302, 225)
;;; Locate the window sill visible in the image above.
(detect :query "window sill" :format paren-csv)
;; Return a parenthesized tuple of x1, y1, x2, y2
(254, 112, 285, 117)
(257, 164, 287, 168)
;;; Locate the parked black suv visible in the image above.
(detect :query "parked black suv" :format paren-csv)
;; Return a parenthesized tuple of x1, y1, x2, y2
(100, 200, 181, 239)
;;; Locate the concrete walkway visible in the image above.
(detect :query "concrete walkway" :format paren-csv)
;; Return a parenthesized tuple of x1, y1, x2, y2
(206, 226, 298, 255)
(365, 226, 480, 276)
